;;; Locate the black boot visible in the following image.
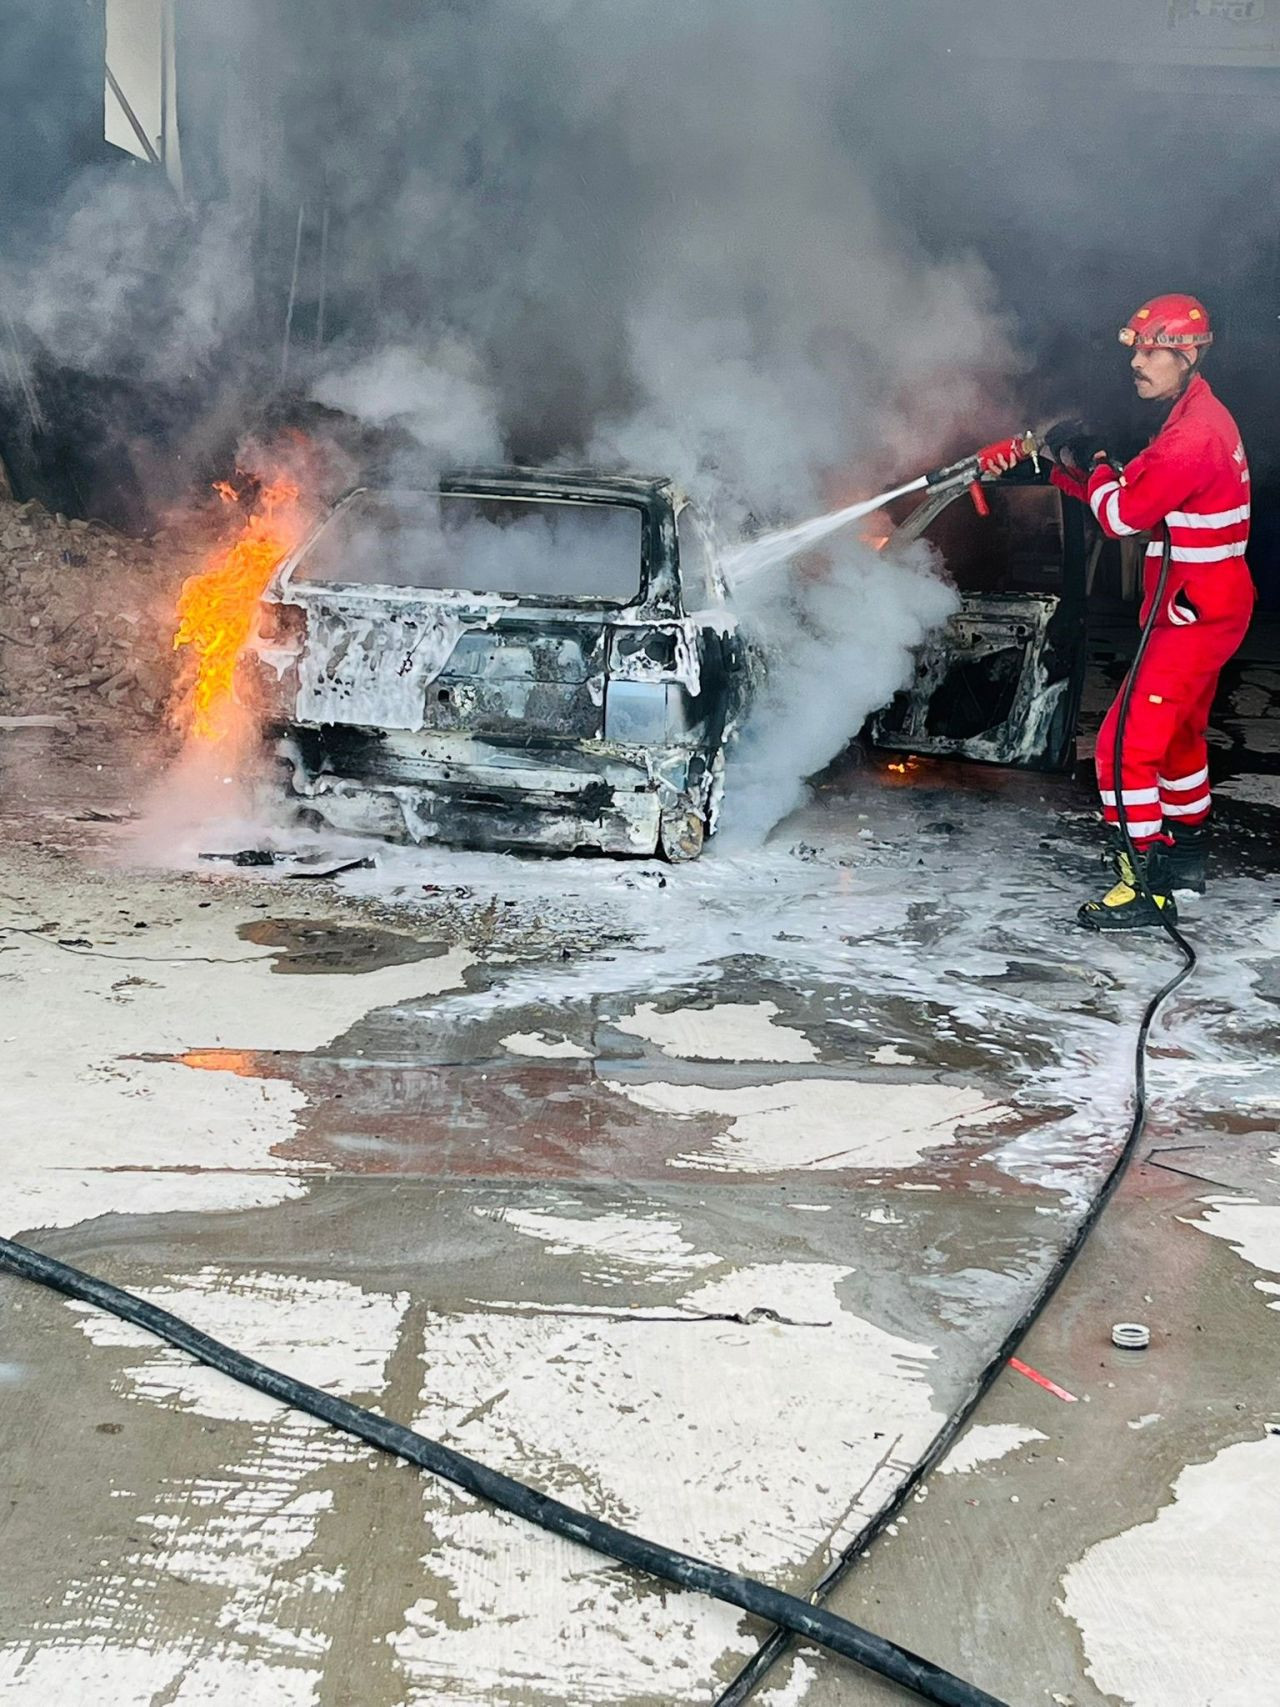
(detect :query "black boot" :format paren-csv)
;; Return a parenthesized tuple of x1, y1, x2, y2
(1077, 838, 1178, 932)
(1164, 821, 1209, 894)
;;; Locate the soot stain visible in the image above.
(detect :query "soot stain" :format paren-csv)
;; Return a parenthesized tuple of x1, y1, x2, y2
(237, 917, 449, 974)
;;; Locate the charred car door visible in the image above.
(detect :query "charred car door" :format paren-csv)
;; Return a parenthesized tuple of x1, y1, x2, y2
(868, 465, 1087, 772)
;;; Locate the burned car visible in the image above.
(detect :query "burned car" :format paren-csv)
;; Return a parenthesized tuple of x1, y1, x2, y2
(240, 471, 751, 859)
(868, 462, 1088, 772)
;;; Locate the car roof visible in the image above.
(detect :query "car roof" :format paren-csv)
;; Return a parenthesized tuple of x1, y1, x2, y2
(436, 468, 675, 506)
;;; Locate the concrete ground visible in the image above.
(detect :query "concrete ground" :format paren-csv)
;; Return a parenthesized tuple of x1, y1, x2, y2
(0, 658, 1277, 1707)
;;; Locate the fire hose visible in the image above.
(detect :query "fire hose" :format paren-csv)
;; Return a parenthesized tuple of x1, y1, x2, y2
(0, 446, 1192, 1707)
(0, 1230, 1006, 1707)
(712, 516, 1200, 1705)
(837, 432, 1042, 518)
(923, 431, 1040, 515)
(722, 431, 1040, 586)
(1107, 522, 1198, 984)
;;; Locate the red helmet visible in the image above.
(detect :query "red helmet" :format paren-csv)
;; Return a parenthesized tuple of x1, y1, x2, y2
(1119, 293, 1213, 355)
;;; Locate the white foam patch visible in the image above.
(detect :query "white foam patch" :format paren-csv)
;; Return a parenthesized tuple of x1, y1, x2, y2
(501, 1030, 592, 1059)
(0, 1650, 320, 1706)
(391, 1262, 944, 1700)
(605, 1078, 1013, 1173)
(871, 1044, 917, 1064)
(614, 999, 818, 1062)
(0, 1272, 408, 1704)
(1184, 1196, 1280, 1308)
(3, 1170, 312, 1236)
(756, 1653, 823, 1705)
(491, 1207, 720, 1285)
(937, 1423, 1047, 1475)
(1060, 1436, 1280, 1706)
(70, 1269, 409, 1421)
(0, 914, 471, 1234)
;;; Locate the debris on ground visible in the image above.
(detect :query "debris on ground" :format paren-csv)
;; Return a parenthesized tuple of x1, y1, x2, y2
(198, 849, 291, 866)
(0, 496, 202, 729)
(0, 713, 76, 731)
(286, 856, 376, 880)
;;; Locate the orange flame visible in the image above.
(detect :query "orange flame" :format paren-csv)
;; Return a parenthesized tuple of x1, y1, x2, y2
(171, 477, 305, 743)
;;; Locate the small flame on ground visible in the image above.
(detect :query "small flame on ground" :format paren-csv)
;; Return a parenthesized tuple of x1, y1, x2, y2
(171, 477, 305, 744)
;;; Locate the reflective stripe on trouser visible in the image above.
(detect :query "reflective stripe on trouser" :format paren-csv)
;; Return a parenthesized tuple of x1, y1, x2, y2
(1155, 674, 1215, 823)
(1095, 629, 1233, 847)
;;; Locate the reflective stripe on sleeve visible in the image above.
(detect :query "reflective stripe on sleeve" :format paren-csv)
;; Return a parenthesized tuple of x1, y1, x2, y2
(1103, 489, 1136, 536)
(1090, 480, 1138, 535)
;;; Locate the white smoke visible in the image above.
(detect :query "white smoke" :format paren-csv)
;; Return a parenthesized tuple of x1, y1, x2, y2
(722, 539, 958, 844)
(5, 0, 1024, 840)
(310, 341, 502, 469)
(17, 170, 254, 387)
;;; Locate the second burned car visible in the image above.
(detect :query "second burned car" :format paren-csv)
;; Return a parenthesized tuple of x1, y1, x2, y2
(239, 469, 755, 860)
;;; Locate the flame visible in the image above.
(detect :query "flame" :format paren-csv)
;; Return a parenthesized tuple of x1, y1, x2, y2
(171, 477, 305, 743)
(887, 761, 908, 774)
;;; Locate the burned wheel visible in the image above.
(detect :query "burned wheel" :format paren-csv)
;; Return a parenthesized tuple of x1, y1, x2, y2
(658, 803, 706, 863)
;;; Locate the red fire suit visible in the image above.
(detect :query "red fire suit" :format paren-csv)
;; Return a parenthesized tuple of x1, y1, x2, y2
(1052, 374, 1254, 846)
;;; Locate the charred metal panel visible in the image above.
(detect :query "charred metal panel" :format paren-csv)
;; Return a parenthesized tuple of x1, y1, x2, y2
(255, 468, 750, 858)
(277, 729, 672, 855)
(869, 593, 1085, 772)
(870, 470, 1087, 774)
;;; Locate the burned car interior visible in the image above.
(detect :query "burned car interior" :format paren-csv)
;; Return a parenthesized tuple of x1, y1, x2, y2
(241, 471, 750, 861)
(239, 460, 1090, 868)
(868, 463, 1088, 772)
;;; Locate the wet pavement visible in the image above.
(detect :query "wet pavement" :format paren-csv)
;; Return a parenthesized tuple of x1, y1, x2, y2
(0, 661, 1278, 1706)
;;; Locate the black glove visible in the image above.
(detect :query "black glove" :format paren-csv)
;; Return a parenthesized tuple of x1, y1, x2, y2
(1043, 418, 1111, 473)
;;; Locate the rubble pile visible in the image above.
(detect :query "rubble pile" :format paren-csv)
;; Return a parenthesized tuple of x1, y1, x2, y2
(0, 497, 202, 728)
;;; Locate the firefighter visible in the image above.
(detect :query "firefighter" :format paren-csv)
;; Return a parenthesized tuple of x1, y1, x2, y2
(1044, 294, 1254, 929)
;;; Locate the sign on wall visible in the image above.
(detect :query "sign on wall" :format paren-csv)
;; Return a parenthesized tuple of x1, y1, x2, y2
(936, 0, 1280, 65)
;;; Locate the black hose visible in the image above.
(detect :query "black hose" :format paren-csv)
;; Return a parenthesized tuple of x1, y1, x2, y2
(713, 527, 1197, 1706)
(0, 535, 1194, 1707)
(1109, 525, 1198, 988)
(0, 1232, 1008, 1707)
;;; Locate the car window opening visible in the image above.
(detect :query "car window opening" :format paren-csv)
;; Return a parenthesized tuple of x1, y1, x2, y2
(294, 489, 645, 603)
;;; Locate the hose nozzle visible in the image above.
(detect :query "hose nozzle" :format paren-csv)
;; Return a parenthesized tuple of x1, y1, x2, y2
(975, 431, 1039, 477)
(924, 432, 1039, 515)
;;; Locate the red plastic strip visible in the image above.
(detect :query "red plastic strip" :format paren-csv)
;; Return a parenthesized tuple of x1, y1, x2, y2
(1008, 1356, 1078, 1403)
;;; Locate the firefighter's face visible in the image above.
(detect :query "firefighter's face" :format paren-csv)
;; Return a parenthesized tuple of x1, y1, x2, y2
(1131, 345, 1193, 401)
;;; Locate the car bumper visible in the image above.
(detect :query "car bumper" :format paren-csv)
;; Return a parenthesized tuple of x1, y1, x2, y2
(274, 730, 696, 855)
